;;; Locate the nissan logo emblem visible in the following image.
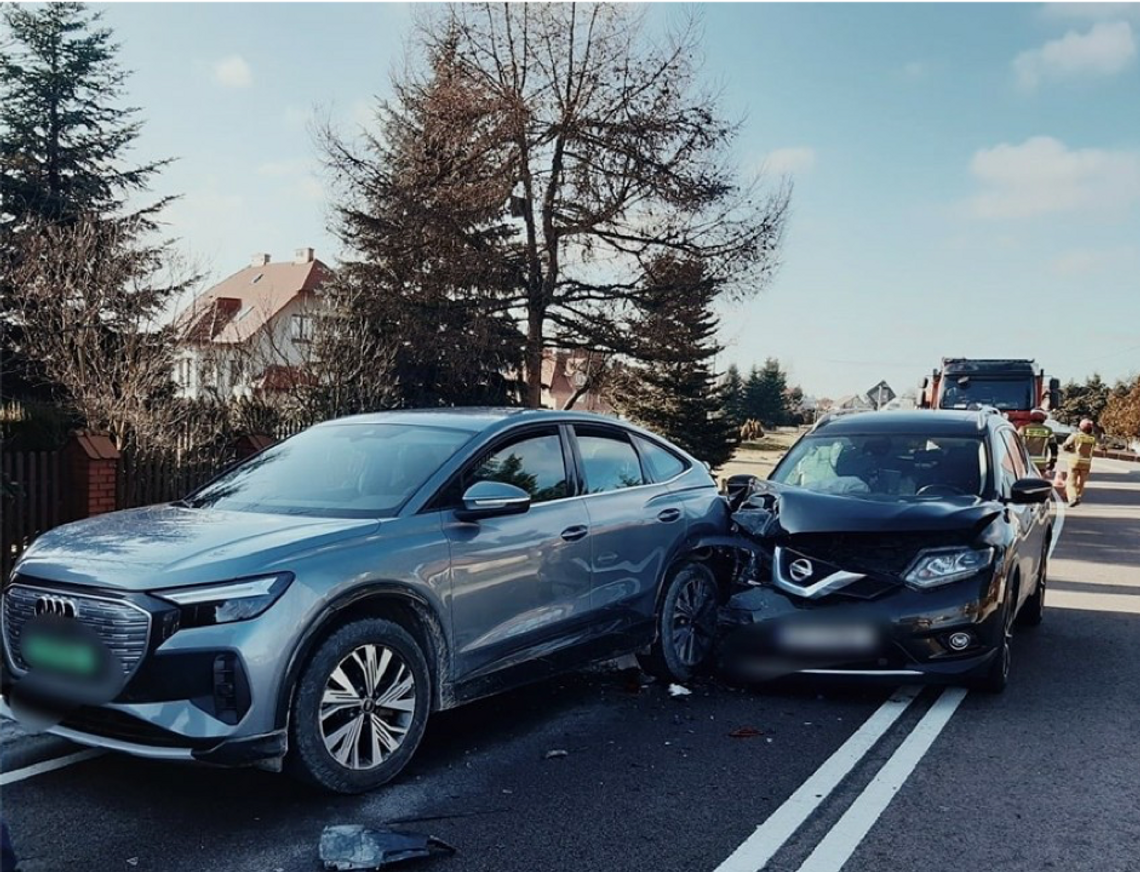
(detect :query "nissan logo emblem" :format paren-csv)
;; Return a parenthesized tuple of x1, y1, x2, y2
(788, 559, 815, 583)
(34, 595, 78, 620)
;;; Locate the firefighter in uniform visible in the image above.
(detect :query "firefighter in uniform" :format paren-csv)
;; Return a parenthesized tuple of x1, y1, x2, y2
(1018, 408, 1057, 475)
(1062, 419, 1097, 506)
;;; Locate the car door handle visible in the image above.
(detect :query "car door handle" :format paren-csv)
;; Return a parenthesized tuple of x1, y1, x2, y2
(657, 508, 682, 523)
(561, 525, 589, 542)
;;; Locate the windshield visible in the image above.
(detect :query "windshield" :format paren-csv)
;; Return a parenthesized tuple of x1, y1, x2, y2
(771, 433, 988, 499)
(188, 423, 472, 518)
(939, 377, 1033, 411)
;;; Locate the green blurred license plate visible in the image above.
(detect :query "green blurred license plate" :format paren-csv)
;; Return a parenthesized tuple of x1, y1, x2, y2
(23, 635, 99, 676)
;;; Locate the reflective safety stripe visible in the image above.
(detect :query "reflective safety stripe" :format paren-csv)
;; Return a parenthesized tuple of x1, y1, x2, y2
(1068, 433, 1097, 468)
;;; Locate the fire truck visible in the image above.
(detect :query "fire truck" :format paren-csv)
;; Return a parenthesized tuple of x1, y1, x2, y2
(919, 358, 1060, 428)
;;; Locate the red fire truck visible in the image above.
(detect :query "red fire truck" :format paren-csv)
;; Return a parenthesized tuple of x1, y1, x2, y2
(919, 358, 1060, 428)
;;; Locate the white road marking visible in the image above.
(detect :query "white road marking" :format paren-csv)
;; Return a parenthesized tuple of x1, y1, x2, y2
(0, 748, 104, 785)
(712, 686, 921, 872)
(795, 687, 968, 872)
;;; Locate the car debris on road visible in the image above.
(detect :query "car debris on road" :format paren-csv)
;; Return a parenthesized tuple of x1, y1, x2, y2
(319, 825, 456, 870)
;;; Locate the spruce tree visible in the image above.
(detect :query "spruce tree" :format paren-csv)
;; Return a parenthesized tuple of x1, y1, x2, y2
(722, 364, 746, 427)
(1, 2, 176, 397)
(321, 31, 523, 407)
(618, 256, 738, 469)
(744, 358, 791, 427)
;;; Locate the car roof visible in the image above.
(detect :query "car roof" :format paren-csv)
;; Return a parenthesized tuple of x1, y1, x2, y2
(811, 409, 1005, 438)
(311, 407, 630, 435)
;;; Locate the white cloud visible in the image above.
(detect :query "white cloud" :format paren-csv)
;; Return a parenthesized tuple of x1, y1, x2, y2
(1013, 21, 1136, 90)
(902, 61, 929, 80)
(763, 147, 816, 176)
(212, 55, 253, 89)
(1042, 3, 1140, 23)
(968, 136, 1140, 220)
(1051, 246, 1138, 276)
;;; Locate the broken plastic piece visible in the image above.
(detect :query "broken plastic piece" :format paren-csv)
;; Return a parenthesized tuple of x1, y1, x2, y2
(319, 825, 456, 870)
(668, 684, 692, 697)
(543, 749, 568, 759)
(728, 727, 764, 739)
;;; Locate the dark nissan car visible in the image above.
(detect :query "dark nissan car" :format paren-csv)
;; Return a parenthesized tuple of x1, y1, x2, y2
(3, 409, 726, 792)
(719, 408, 1054, 692)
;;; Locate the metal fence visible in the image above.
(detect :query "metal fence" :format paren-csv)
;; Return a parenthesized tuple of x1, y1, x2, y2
(1, 450, 64, 579)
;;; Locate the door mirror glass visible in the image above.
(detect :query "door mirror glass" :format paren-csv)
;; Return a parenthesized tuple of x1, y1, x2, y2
(1009, 477, 1053, 505)
(457, 480, 532, 520)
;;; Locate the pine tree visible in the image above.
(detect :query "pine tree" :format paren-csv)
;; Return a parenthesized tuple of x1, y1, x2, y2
(1, 2, 177, 398)
(722, 364, 746, 427)
(321, 31, 523, 407)
(743, 358, 791, 427)
(618, 256, 738, 469)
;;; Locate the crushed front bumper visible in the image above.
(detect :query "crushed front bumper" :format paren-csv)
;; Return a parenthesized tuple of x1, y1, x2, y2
(717, 573, 1003, 683)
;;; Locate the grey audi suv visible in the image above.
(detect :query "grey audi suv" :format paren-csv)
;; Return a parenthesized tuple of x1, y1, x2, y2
(2, 409, 727, 792)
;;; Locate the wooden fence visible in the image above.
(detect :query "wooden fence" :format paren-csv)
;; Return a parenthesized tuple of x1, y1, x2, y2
(2, 450, 64, 580)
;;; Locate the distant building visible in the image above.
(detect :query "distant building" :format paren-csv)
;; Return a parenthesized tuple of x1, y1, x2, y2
(173, 249, 331, 399)
(540, 350, 614, 413)
(834, 394, 873, 412)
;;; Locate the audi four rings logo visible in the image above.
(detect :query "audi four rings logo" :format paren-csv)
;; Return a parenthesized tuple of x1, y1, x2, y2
(788, 558, 815, 583)
(34, 595, 79, 619)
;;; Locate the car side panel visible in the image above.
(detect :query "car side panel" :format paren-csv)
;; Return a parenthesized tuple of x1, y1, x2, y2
(444, 499, 595, 681)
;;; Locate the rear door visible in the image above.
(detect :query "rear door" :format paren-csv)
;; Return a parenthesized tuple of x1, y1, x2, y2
(570, 425, 686, 644)
(441, 426, 594, 680)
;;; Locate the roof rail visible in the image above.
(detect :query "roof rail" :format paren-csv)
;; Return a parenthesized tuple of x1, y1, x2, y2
(967, 404, 1004, 428)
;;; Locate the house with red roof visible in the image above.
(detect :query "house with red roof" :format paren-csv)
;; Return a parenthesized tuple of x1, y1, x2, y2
(173, 248, 331, 398)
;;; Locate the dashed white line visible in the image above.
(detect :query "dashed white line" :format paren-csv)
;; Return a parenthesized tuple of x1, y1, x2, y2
(795, 687, 968, 872)
(713, 686, 920, 872)
(0, 749, 104, 786)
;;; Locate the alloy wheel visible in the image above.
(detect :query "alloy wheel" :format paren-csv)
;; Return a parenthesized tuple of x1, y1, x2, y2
(319, 644, 416, 770)
(671, 570, 718, 667)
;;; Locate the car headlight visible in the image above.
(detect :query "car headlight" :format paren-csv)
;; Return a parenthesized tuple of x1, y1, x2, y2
(155, 574, 293, 627)
(904, 548, 994, 589)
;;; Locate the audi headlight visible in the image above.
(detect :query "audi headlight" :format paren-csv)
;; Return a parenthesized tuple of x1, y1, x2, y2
(156, 574, 293, 627)
(905, 548, 994, 589)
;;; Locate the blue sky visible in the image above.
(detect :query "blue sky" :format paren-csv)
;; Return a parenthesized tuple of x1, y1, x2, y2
(99, 2, 1140, 399)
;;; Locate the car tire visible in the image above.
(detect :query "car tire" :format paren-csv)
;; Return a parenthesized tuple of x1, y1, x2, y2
(286, 618, 431, 794)
(972, 588, 1015, 694)
(637, 560, 720, 684)
(1018, 543, 1048, 628)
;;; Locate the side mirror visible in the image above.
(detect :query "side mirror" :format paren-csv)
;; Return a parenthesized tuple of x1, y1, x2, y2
(1009, 477, 1053, 505)
(1048, 378, 1061, 411)
(456, 480, 531, 521)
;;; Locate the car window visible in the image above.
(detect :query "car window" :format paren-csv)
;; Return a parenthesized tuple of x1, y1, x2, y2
(575, 429, 647, 494)
(188, 423, 472, 518)
(771, 433, 986, 499)
(1000, 430, 1030, 481)
(635, 437, 687, 482)
(992, 430, 1020, 496)
(466, 431, 569, 504)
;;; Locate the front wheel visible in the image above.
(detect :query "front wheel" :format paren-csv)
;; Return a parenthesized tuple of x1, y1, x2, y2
(972, 591, 1015, 694)
(1018, 543, 1048, 628)
(287, 618, 431, 794)
(637, 560, 720, 684)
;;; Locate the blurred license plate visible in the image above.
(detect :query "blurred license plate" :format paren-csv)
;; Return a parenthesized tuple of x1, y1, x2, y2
(777, 622, 877, 655)
(22, 634, 99, 676)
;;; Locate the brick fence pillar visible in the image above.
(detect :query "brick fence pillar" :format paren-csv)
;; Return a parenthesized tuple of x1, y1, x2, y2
(232, 433, 275, 461)
(63, 431, 121, 521)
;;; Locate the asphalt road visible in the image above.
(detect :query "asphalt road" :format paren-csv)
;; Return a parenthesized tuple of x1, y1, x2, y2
(3, 457, 1139, 872)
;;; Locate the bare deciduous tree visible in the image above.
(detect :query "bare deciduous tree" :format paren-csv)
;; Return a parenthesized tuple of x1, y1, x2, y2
(326, 4, 790, 407)
(9, 217, 196, 451)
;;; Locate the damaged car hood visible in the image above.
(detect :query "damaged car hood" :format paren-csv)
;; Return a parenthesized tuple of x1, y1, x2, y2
(738, 482, 1003, 536)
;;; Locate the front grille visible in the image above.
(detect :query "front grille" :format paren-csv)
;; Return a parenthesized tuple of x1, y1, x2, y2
(786, 532, 968, 578)
(3, 583, 151, 678)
